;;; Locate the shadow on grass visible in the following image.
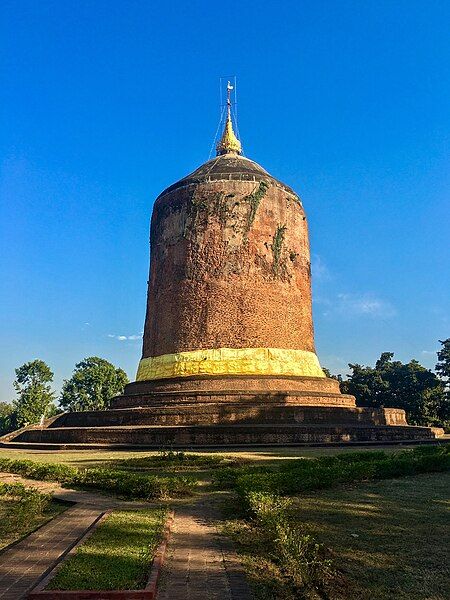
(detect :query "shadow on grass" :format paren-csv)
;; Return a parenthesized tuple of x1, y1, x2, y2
(287, 472, 450, 600)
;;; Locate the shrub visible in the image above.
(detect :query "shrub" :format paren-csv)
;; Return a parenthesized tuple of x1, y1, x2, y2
(0, 481, 52, 538)
(212, 466, 240, 489)
(275, 525, 334, 598)
(112, 450, 242, 472)
(233, 445, 450, 504)
(246, 491, 291, 531)
(71, 467, 194, 499)
(0, 458, 77, 482)
(246, 491, 335, 598)
(0, 480, 51, 509)
(0, 458, 195, 500)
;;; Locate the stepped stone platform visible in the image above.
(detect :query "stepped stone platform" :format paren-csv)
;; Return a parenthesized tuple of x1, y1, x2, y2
(2, 376, 444, 448)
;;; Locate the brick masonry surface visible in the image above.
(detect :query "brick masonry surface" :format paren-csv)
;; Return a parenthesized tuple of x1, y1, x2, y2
(156, 499, 252, 600)
(143, 174, 315, 358)
(0, 505, 103, 600)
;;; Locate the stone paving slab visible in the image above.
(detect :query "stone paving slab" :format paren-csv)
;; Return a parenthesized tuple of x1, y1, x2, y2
(156, 499, 252, 600)
(0, 504, 103, 600)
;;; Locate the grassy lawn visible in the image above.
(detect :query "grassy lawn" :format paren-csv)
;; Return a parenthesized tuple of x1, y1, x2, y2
(47, 508, 166, 590)
(293, 472, 450, 600)
(1, 445, 448, 598)
(0, 485, 67, 550)
(0, 444, 426, 469)
(225, 471, 450, 600)
(0, 445, 429, 495)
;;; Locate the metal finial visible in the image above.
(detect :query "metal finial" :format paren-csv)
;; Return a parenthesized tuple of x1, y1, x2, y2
(216, 81, 242, 156)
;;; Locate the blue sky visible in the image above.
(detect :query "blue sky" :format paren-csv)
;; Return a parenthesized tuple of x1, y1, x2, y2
(1, 0, 449, 403)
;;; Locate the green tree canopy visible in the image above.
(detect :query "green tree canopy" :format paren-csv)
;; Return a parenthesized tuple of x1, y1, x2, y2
(13, 360, 56, 427)
(340, 352, 447, 426)
(435, 338, 450, 421)
(60, 357, 129, 412)
(0, 402, 16, 435)
(436, 339, 450, 384)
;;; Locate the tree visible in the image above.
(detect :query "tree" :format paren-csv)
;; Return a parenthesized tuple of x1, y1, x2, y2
(0, 402, 16, 435)
(13, 360, 56, 427)
(435, 339, 450, 425)
(60, 357, 129, 412)
(322, 367, 342, 382)
(341, 352, 446, 426)
(340, 362, 388, 408)
(436, 339, 450, 385)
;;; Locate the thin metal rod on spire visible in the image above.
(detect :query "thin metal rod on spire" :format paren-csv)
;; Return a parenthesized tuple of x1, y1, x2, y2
(209, 104, 226, 159)
(213, 76, 242, 157)
(226, 80, 232, 120)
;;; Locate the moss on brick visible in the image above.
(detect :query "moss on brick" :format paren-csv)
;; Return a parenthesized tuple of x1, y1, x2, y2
(245, 180, 269, 230)
(271, 224, 287, 275)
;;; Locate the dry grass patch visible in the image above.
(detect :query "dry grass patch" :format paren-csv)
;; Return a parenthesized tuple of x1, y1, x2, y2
(291, 472, 450, 599)
(222, 471, 449, 599)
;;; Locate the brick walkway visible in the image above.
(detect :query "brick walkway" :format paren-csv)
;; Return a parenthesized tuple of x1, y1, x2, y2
(157, 498, 252, 600)
(0, 473, 147, 599)
(0, 475, 251, 600)
(0, 504, 103, 600)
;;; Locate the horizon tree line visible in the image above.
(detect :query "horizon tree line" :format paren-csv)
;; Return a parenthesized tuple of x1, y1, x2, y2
(0, 356, 128, 434)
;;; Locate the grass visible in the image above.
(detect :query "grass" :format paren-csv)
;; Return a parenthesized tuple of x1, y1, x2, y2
(1, 444, 448, 598)
(215, 446, 450, 502)
(0, 444, 432, 491)
(0, 444, 427, 469)
(218, 446, 450, 599)
(0, 457, 196, 500)
(292, 472, 450, 600)
(224, 471, 450, 600)
(0, 482, 66, 550)
(47, 508, 166, 591)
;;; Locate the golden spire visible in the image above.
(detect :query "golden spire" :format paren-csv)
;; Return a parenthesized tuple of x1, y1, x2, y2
(216, 81, 242, 156)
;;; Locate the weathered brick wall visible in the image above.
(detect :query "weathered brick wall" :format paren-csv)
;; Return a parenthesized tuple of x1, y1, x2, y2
(142, 178, 315, 358)
(44, 405, 406, 428)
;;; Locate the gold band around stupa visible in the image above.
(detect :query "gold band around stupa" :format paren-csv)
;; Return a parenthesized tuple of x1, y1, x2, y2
(136, 347, 325, 381)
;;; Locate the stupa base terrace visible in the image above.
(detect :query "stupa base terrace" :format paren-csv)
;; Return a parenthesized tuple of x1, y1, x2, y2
(2, 375, 444, 448)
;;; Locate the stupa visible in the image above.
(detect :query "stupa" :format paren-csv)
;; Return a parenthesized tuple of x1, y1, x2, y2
(4, 89, 442, 447)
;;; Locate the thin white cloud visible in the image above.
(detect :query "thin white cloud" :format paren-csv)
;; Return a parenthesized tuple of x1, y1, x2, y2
(311, 254, 332, 282)
(320, 354, 346, 374)
(317, 292, 396, 319)
(108, 333, 143, 341)
(421, 350, 436, 356)
(335, 293, 396, 318)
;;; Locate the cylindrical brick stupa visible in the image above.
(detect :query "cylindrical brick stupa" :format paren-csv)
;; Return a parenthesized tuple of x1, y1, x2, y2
(116, 100, 350, 410)
(137, 127, 323, 384)
(8, 96, 443, 447)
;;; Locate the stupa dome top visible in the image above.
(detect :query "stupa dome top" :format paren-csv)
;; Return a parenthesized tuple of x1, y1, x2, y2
(158, 154, 296, 199)
(158, 82, 297, 199)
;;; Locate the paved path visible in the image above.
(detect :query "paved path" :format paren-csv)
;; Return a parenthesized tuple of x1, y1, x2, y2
(0, 475, 252, 600)
(0, 473, 145, 599)
(157, 498, 252, 600)
(0, 504, 103, 600)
